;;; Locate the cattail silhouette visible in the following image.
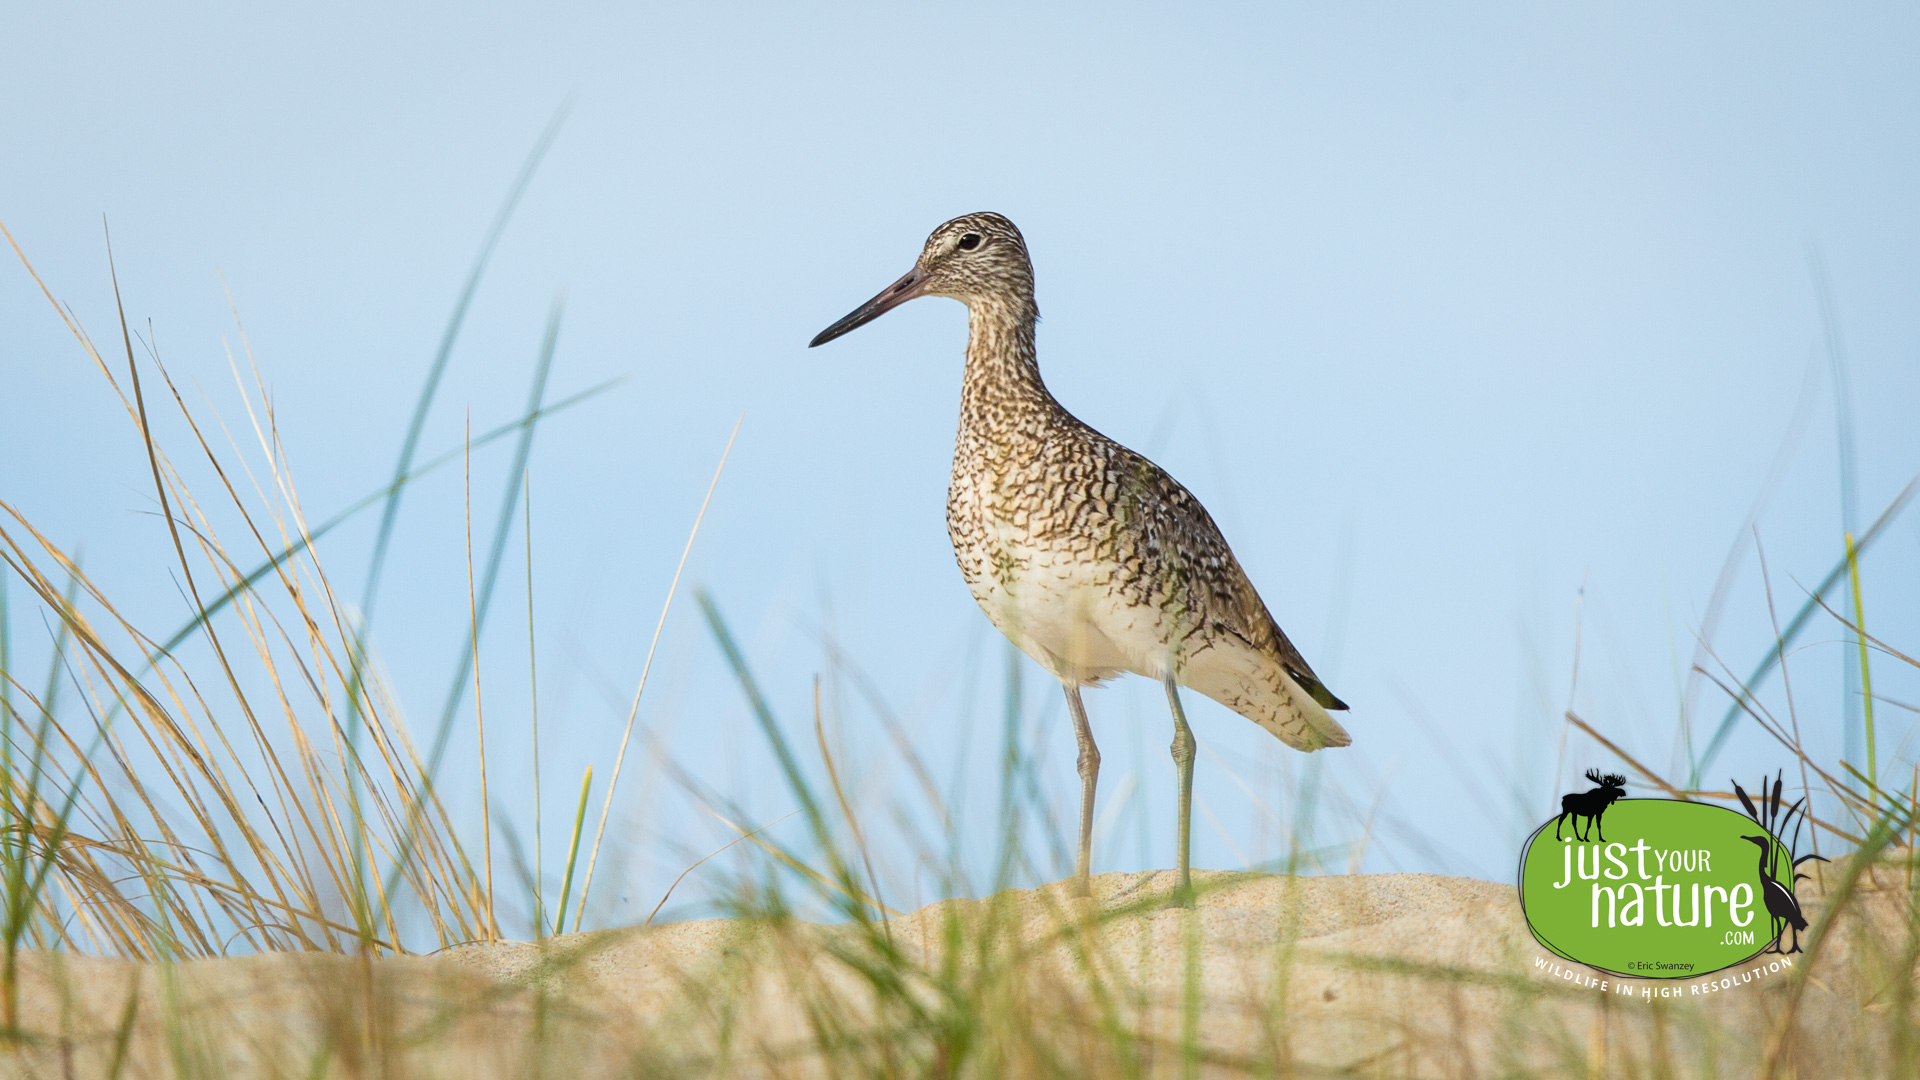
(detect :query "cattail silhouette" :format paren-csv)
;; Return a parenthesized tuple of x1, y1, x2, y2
(1731, 771, 1826, 954)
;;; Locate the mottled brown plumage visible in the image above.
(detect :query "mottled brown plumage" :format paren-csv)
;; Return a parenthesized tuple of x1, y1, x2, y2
(811, 212, 1350, 901)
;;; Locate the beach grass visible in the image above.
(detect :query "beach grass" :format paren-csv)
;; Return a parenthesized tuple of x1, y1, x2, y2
(0, 204, 1917, 1077)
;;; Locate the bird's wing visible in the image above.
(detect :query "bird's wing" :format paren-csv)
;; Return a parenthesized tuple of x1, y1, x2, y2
(1109, 445, 1348, 712)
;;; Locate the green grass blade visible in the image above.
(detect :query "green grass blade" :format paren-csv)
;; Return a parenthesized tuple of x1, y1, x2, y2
(1846, 531, 1875, 788)
(553, 765, 592, 936)
(527, 469, 542, 937)
(425, 299, 561, 766)
(151, 379, 616, 658)
(1692, 470, 1919, 783)
(381, 300, 562, 918)
(343, 104, 568, 935)
(697, 591, 829, 842)
(104, 974, 141, 1080)
(0, 572, 13, 821)
(697, 590, 872, 922)
(1813, 247, 1866, 777)
(995, 641, 1025, 892)
(355, 101, 570, 631)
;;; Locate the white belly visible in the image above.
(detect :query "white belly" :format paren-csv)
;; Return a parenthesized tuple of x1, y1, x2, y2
(968, 539, 1171, 685)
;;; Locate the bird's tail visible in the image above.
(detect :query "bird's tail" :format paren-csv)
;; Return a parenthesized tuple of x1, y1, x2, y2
(1185, 647, 1351, 751)
(1262, 675, 1352, 751)
(1292, 666, 1349, 712)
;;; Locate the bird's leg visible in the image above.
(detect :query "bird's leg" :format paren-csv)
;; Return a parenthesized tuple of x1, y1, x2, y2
(1063, 682, 1099, 899)
(1163, 674, 1197, 909)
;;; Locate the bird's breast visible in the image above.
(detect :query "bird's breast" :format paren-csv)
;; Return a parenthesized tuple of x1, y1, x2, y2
(945, 440, 1174, 682)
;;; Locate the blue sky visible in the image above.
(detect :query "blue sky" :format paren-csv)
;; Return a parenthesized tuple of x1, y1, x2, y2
(3, 3, 1917, 930)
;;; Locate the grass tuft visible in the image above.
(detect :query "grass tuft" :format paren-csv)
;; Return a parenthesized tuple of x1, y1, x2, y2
(0, 212, 1914, 1078)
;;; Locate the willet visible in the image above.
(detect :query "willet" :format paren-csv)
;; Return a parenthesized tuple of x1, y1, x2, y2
(810, 212, 1350, 904)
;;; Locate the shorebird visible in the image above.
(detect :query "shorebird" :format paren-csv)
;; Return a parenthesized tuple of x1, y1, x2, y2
(1741, 835, 1808, 954)
(809, 212, 1350, 903)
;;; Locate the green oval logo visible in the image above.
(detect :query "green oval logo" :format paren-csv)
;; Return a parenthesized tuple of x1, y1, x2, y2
(1518, 798, 1800, 978)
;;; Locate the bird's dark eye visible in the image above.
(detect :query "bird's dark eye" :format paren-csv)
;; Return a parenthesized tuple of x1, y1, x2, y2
(956, 233, 982, 251)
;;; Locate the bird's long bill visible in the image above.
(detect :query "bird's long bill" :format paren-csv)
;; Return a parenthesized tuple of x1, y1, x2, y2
(808, 267, 929, 347)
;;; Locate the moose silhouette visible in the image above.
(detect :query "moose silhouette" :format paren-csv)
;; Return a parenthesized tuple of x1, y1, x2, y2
(1554, 769, 1627, 842)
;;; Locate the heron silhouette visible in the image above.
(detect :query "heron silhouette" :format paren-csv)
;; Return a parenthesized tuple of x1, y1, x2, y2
(1741, 834, 1807, 954)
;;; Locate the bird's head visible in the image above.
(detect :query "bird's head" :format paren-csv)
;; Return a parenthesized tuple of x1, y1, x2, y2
(1741, 835, 1772, 850)
(809, 212, 1034, 348)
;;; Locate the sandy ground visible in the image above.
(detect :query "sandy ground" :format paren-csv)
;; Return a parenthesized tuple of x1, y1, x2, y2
(0, 869, 1907, 1078)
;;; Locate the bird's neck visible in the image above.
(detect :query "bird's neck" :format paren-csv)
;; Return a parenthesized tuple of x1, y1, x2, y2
(959, 295, 1054, 435)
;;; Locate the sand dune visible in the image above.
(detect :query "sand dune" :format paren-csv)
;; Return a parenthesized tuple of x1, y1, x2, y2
(0, 870, 1900, 1077)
